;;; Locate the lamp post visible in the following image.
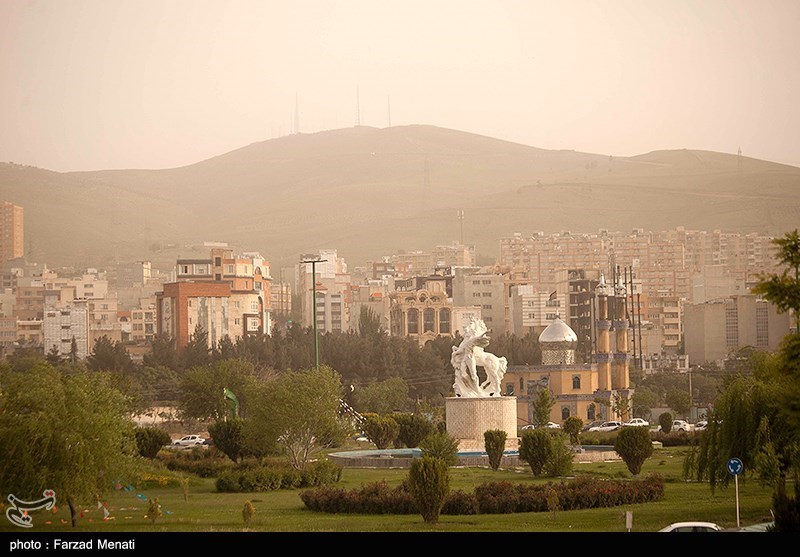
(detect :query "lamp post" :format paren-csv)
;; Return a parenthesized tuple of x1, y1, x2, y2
(300, 256, 328, 372)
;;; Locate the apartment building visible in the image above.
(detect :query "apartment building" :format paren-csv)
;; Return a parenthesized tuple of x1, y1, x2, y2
(684, 295, 791, 365)
(0, 201, 24, 264)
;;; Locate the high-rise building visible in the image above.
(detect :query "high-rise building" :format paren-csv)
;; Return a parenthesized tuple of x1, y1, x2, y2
(0, 201, 24, 264)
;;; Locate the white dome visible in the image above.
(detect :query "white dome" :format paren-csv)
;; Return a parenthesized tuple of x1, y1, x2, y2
(538, 317, 578, 344)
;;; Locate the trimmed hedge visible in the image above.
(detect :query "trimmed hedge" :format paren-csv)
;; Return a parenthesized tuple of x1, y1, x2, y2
(300, 473, 665, 515)
(215, 459, 343, 493)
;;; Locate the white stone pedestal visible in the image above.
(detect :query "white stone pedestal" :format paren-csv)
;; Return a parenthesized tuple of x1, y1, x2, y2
(445, 396, 519, 452)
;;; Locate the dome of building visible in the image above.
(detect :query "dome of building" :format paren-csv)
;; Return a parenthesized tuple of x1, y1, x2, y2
(538, 316, 578, 344)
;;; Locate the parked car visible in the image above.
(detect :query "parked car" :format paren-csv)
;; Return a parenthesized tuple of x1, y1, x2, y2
(694, 420, 708, 431)
(543, 421, 562, 429)
(172, 434, 206, 448)
(520, 424, 536, 431)
(582, 420, 605, 432)
(622, 418, 650, 427)
(658, 521, 722, 532)
(588, 420, 622, 432)
(672, 420, 693, 432)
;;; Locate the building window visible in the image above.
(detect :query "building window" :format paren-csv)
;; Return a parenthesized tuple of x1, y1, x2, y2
(520, 377, 524, 391)
(423, 308, 435, 333)
(214, 257, 222, 266)
(181, 265, 189, 274)
(506, 383, 514, 396)
(227, 265, 234, 274)
(482, 292, 492, 297)
(235, 318, 241, 325)
(572, 375, 581, 390)
(439, 309, 451, 334)
(482, 304, 492, 310)
(561, 407, 570, 421)
(251, 301, 258, 312)
(407, 308, 418, 334)
(587, 403, 596, 421)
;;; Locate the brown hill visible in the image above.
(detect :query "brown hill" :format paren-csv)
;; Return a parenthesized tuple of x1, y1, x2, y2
(2, 124, 799, 272)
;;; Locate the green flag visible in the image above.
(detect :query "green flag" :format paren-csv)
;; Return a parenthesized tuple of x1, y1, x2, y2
(223, 387, 239, 419)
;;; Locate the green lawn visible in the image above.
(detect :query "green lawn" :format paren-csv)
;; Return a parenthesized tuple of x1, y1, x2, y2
(0, 447, 777, 533)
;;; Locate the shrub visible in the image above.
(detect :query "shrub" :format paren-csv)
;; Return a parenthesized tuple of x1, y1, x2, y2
(407, 456, 450, 523)
(242, 500, 255, 526)
(519, 429, 552, 477)
(543, 432, 574, 477)
(393, 413, 436, 448)
(134, 427, 172, 459)
(484, 429, 507, 471)
(159, 450, 234, 478)
(208, 419, 245, 463)
(419, 430, 460, 466)
(215, 459, 342, 493)
(361, 413, 399, 449)
(562, 417, 583, 445)
(441, 489, 479, 515)
(614, 425, 654, 476)
(658, 412, 673, 434)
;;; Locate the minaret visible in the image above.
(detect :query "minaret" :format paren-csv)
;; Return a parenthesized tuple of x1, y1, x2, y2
(612, 274, 630, 390)
(594, 273, 613, 390)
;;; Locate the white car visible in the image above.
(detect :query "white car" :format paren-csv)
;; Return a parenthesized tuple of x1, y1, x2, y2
(543, 421, 562, 429)
(588, 420, 622, 432)
(695, 420, 708, 431)
(658, 521, 721, 532)
(622, 418, 650, 427)
(672, 420, 693, 432)
(172, 434, 206, 448)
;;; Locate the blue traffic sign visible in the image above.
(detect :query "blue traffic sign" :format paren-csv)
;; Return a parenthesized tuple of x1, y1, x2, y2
(727, 457, 744, 476)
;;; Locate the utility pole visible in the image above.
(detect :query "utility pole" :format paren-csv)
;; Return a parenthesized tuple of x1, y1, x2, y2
(300, 255, 328, 372)
(457, 210, 464, 244)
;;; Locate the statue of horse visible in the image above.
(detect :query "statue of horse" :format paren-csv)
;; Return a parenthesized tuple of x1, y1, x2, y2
(475, 348, 508, 396)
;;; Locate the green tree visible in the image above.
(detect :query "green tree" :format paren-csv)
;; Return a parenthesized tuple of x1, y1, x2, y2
(393, 413, 436, 448)
(246, 365, 348, 470)
(658, 412, 673, 434)
(543, 431, 574, 477)
(181, 324, 211, 370)
(69, 337, 79, 364)
(361, 413, 399, 450)
(179, 359, 266, 422)
(142, 334, 179, 370)
(87, 335, 135, 374)
(614, 425, 654, 476)
(531, 387, 555, 427)
(631, 387, 658, 421)
(562, 416, 583, 445)
(665, 388, 691, 418)
(0, 363, 138, 527)
(483, 429, 507, 471)
(519, 428, 552, 477)
(418, 430, 460, 466)
(752, 229, 800, 332)
(407, 456, 450, 524)
(134, 426, 171, 459)
(352, 377, 409, 415)
(358, 306, 383, 339)
(45, 345, 62, 365)
(208, 419, 245, 463)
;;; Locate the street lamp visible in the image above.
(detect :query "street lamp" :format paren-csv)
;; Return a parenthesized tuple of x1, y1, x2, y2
(300, 255, 328, 372)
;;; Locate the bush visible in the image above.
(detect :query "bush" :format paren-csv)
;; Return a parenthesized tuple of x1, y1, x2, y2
(134, 427, 172, 459)
(208, 419, 245, 463)
(361, 413, 399, 450)
(483, 429, 507, 471)
(419, 431, 460, 466)
(614, 425, 654, 476)
(300, 474, 666, 515)
(562, 417, 583, 445)
(543, 432, 574, 477)
(215, 458, 342, 493)
(407, 456, 450, 523)
(159, 449, 234, 478)
(659, 412, 673, 434)
(519, 429, 552, 477)
(393, 413, 436, 448)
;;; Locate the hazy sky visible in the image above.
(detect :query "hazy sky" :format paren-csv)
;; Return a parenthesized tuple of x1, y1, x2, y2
(1, 0, 799, 172)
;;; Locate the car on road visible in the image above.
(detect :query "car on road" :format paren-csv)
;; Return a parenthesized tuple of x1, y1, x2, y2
(658, 521, 722, 532)
(672, 420, 693, 432)
(172, 434, 206, 448)
(622, 418, 650, 427)
(588, 420, 622, 432)
(582, 420, 605, 432)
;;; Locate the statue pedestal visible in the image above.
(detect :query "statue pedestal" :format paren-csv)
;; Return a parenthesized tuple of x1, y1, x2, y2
(445, 396, 519, 452)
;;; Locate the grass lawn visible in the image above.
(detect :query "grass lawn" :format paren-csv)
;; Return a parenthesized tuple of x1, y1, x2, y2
(0, 446, 777, 534)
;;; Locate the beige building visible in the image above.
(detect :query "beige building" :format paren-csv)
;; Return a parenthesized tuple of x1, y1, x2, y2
(43, 299, 90, 360)
(0, 201, 24, 264)
(684, 295, 792, 366)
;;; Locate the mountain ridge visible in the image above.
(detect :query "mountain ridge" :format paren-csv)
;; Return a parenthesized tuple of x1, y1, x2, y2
(2, 124, 798, 272)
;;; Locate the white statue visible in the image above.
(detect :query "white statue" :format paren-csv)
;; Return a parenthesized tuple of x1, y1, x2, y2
(451, 318, 508, 397)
